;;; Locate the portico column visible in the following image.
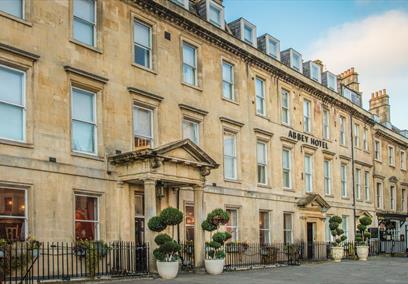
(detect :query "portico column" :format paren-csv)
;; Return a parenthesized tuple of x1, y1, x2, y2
(144, 179, 157, 271)
(193, 185, 205, 268)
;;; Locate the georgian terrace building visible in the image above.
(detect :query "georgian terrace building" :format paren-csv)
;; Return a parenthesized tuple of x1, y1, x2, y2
(0, 0, 407, 268)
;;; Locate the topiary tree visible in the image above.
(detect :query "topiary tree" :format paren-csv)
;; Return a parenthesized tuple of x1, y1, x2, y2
(147, 207, 183, 262)
(329, 215, 347, 247)
(202, 208, 232, 259)
(355, 216, 372, 246)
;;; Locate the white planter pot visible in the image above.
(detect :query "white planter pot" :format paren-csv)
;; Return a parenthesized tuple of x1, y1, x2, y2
(156, 261, 179, 279)
(331, 246, 343, 262)
(205, 259, 225, 275)
(356, 246, 369, 261)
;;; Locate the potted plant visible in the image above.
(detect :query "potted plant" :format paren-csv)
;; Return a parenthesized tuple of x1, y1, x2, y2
(355, 216, 372, 261)
(201, 208, 231, 275)
(329, 216, 347, 262)
(148, 207, 183, 279)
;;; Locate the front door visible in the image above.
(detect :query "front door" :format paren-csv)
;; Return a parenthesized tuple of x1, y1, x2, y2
(307, 222, 315, 259)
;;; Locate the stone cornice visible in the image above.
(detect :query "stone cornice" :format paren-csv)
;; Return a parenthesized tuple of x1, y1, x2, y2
(64, 65, 108, 84)
(178, 104, 208, 116)
(0, 42, 40, 61)
(219, 116, 244, 127)
(355, 160, 373, 168)
(253, 128, 273, 137)
(375, 127, 408, 148)
(128, 87, 164, 102)
(128, 0, 375, 125)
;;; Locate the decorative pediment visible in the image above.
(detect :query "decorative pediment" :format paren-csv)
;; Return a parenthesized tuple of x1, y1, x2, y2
(109, 139, 218, 171)
(389, 176, 399, 183)
(356, 210, 373, 218)
(297, 193, 331, 212)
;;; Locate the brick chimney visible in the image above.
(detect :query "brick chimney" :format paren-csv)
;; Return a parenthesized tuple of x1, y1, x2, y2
(338, 67, 359, 93)
(369, 89, 391, 123)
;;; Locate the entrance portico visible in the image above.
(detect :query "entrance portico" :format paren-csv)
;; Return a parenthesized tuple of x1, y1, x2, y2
(109, 139, 218, 270)
(297, 194, 330, 259)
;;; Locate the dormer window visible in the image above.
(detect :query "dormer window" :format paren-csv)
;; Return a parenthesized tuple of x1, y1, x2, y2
(291, 51, 302, 72)
(257, 34, 280, 60)
(268, 38, 280, 59)
(228, 18, 257, 47)
(171, 0, 189, 9)
(244, 24, 254, 44)
(326, 72, 337, 91)
(208, 1, 223, 28)
(311, 63, 321, 83)
(280, 49, 302, 72)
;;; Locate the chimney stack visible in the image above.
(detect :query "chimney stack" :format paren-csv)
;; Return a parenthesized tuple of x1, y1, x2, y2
(369, 89, 391, 124)
(338, 67, 359, 93)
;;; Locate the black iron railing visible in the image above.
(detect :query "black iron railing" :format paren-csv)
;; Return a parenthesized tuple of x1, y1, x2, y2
(0, 241, 149, 284)
(179, 242, 194, 271)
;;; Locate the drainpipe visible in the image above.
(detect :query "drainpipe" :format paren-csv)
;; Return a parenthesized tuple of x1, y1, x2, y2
(350, 113, 357, 237)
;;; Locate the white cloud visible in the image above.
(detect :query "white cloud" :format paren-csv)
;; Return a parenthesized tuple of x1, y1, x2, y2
(306, 10, 408, 129)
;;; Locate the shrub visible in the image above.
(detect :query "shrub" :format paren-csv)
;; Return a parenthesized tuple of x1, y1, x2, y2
(148, 216, 166, 232)
(148, 207, 184, 262)
(356, 216, 372, 245)
(202, 208, 231, 260)
(154, 234, 172, 246)
(329, 215, 346, 247)
(201, 220, 217, 232)
(160, 207, 183, 226)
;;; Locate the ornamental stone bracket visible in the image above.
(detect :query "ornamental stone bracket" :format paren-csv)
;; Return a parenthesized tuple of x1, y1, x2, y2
(108, 139, 218, 185)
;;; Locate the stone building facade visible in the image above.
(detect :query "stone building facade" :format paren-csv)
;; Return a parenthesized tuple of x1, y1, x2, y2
(0, 0, 407, 268)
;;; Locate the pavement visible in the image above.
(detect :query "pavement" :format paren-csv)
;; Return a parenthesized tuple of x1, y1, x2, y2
(103, 256, 408, 284)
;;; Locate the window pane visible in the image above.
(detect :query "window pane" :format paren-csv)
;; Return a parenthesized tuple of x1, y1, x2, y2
(134, 21, 151, 47)
(224, 157, 235, 179)
(284, 214, 292, 230)
(268, 39, 277, 57)
(73, 19, 94, 46)
(0, 189, 25, 217)
(134, 46, 150, 67)
(183, 65, 195, 85)
(257, 142, 266, 164)
(224, 135, 235, 156)
(244, 25, 252, 43)
(0, 66, 23, 105)
(0, 0, 23, 18)
(209, 4, 221, 25)
(133, 107, 152, 138)
(75, 195, 98, 221)
(222, 63, 232, 82)
(72, 121, 95, 153)
(256, 79, 264, 98)
(183, 43, 196, 67)
(0, 103, 23, 141)
(75, 221, 96, 240)
(73, 0, 95, 23)
(223, 82, 233, 99)
(183, 120, 199, 144)
(135, 194, 144, 217)
(72, 89, 94, 122)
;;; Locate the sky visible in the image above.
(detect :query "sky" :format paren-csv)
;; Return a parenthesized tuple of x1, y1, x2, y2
(223, 0, 408, 130)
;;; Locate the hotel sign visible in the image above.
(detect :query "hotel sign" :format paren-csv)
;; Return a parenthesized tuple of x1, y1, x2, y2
(288, 130, 329, 149)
